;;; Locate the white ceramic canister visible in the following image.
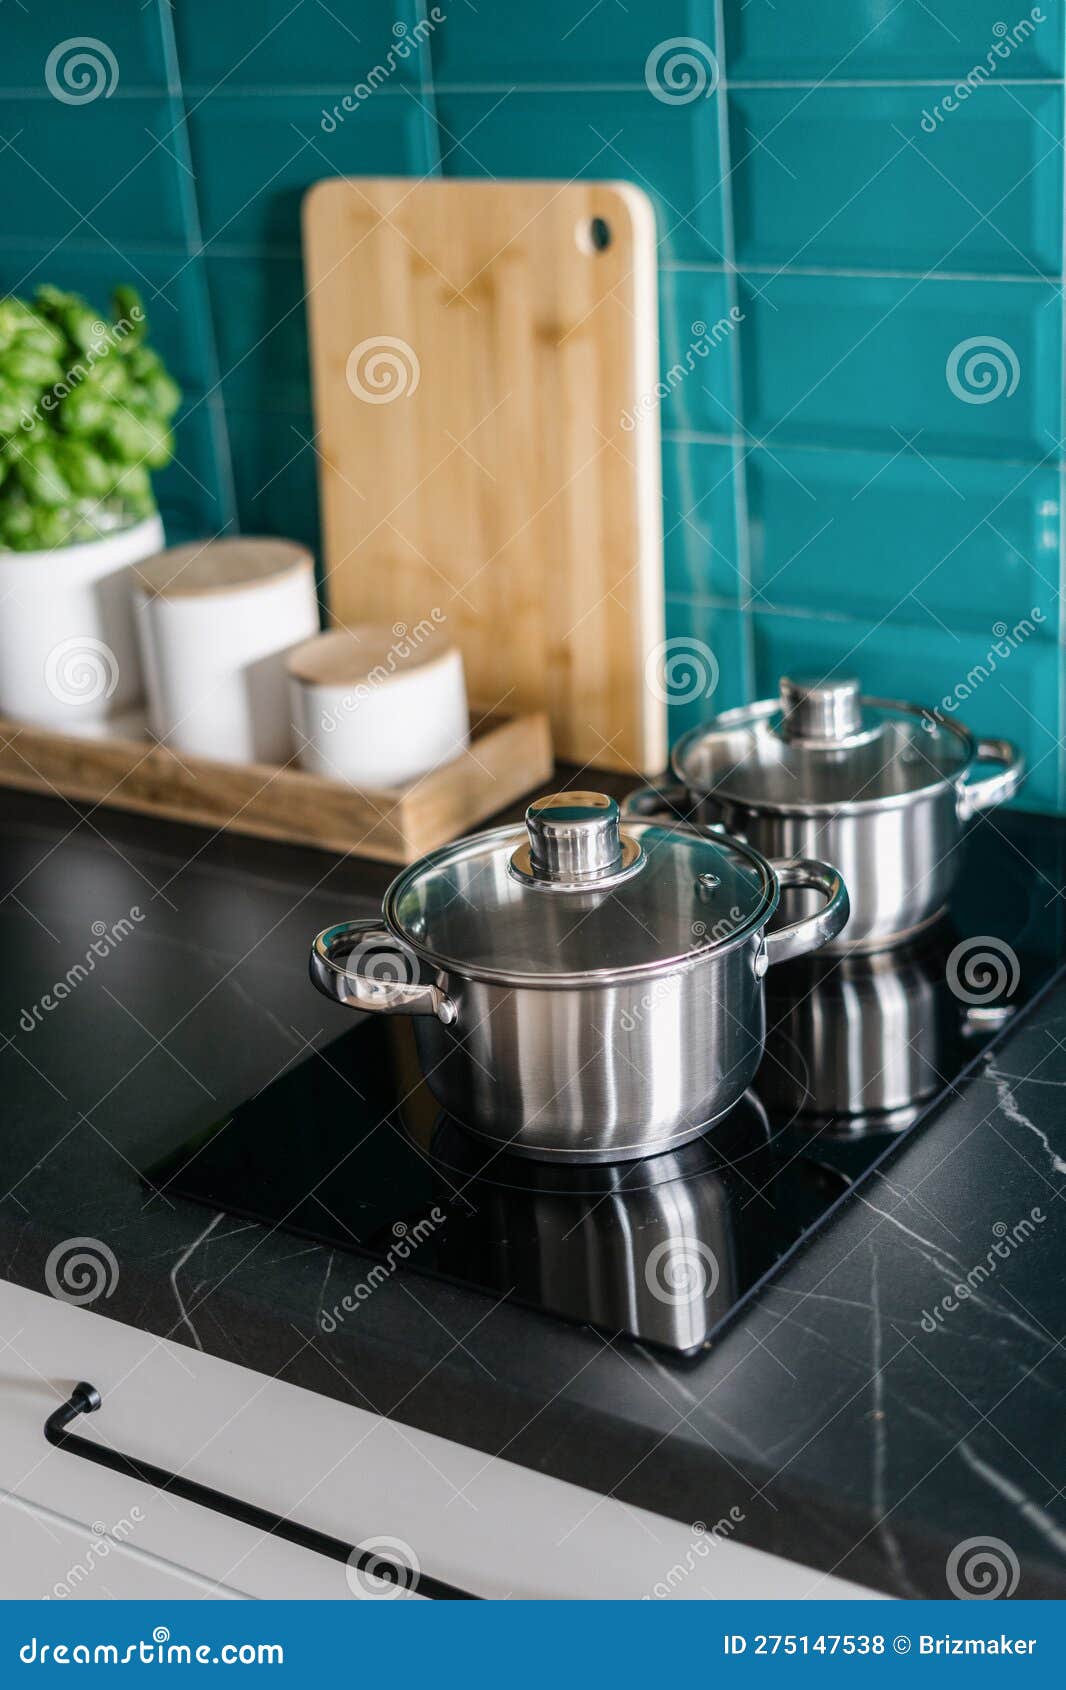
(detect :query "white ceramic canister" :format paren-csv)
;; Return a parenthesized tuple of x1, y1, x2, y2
(133, 538, 319, 763)
(0, 514, 163, 728)
(287, 624, 469, 787)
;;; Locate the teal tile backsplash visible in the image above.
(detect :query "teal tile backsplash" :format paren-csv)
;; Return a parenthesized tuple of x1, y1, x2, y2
(737, 274, 1062, 458)
(744, 446, 1061, 634)
(172, 1, 413, 92)
(430, 0, 717, 84)
(435, 90, 728, 262)
(1, 0, 1064, 808)
(729, 85, 1063, 275)
(723, 1, 1065, 80)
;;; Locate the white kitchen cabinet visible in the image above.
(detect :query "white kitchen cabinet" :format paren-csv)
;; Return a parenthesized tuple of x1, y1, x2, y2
(0, 1278, 878, 1599)
(0, 1491, 245, 1600)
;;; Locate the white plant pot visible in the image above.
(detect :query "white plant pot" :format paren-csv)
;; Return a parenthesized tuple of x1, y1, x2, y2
(0, 515, 163, 729)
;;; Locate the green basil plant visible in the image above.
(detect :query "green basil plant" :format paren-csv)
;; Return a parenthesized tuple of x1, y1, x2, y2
(0, 284, 181, 551)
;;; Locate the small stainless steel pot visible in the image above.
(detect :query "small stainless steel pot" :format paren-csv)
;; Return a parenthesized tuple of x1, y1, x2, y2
(627, 676, 1024, 953)
(310, 791, 849, 1162)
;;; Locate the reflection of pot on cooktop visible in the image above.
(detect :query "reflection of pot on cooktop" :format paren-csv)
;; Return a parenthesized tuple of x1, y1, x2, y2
(759, 921, 1012, 1131)
(428, 1103, 847, 1355)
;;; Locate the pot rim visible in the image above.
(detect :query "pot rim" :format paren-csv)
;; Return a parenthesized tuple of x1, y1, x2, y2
(380, 816, 782, 988)
(671, 693, 976, 818)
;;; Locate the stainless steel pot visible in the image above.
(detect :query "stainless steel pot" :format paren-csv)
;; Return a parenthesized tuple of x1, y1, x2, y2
(628, 676, 1024, 953)
(309, 791, 849, 1162)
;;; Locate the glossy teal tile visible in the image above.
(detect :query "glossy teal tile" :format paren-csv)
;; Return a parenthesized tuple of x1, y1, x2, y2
(435, 91, 726, 264)
(0, 6, 167, 90)
(0, 245, 216, 393)
(745, 445, 1060, 635)
(205, 256, 309, 409)
(173, 2, 416, 90)
(663, 599, 751, 740)
(730, 85, 1062, 277)
(658, 270, 741, 433)
(752, 609, 1061, 809)
(662, 439, 741, 600)
(154, 399, 234, 542)
(432, 0, 716, 84)
(0, 97, 186, 244)
(737, 273, 1061, 459)
(724, 0, 1064, 80)
(187, 93, 431, 250)
(226, 408, 321, 563)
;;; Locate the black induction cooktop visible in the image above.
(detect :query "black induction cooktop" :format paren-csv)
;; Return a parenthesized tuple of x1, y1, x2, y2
(145, 812, 1064, 1357)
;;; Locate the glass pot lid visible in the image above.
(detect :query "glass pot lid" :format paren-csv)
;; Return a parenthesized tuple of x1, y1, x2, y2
(383, 792, 775, 984)
(673, 676, 974, 812)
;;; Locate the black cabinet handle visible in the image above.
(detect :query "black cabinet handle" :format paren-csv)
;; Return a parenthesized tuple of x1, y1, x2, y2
(45, 1382, 478, 1601)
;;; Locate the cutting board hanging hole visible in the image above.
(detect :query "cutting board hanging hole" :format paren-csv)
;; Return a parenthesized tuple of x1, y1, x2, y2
(577, 216, 612, 254)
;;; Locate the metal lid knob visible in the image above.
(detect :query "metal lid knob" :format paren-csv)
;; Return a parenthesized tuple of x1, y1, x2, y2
(526, 791, 623, 881)
(779, 675, 863, 742)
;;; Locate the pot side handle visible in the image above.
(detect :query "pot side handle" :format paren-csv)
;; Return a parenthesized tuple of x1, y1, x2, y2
(621, 783, 729, 833)
(309, 919, 457, 1025)
(956, 738, 1025, 821)
(620, 782, 693, 822)
(760, 860, 851, 971)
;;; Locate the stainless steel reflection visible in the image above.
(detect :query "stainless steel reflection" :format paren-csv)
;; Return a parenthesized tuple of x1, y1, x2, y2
(429, 1103, 846, 1349)
(310, 791, 849, 1162)
(438, 1140, 743, 1352)
(760, 930, 963, 1130)
(631, 676, 1025, 953)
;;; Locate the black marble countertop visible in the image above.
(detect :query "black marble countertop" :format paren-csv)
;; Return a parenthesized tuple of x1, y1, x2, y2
(2, 785, 1066, 1599)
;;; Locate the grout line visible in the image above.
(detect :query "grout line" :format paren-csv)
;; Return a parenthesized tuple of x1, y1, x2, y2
(665, 262, 1065, 284)
(711, 0, 757, 703)
(725, 76, 1066, 89)
(410, 0, 443, 171)
(154, 0, 239, 534)
(662, 429, 1066, 469)
(0, 241, 1056, 288)
(663, 587, 1062, 629)
(3, 77, 1059, 102)
(1058, 74, 1066, 814)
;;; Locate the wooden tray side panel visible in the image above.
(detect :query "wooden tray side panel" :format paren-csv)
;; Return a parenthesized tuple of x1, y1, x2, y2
(0, 712, 552, 865)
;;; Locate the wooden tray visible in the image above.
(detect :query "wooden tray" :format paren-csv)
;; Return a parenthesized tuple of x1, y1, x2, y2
(0, 708, 552, 864)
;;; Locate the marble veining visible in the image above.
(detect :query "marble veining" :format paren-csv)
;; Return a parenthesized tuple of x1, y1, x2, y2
(986, 1061, 1066, 1177)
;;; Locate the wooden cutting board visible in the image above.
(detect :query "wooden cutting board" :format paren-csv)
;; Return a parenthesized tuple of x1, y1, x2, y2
(303, 177, 666, 774)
